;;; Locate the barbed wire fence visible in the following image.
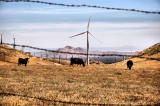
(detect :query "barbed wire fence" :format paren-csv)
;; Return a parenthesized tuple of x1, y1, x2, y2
(1, 42, 131, 64)
(0, 0, 160, 14)
(0, 0, 159, 63)
(0, 1, 158, 105)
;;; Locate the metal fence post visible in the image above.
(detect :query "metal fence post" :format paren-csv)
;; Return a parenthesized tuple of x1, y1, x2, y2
(59, 55, 61, 63)
(66, 54, 67, 60)
(1, 34, 3, 44)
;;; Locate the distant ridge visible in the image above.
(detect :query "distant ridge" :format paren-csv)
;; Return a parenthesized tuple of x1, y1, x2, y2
(57, 46, 86, 53)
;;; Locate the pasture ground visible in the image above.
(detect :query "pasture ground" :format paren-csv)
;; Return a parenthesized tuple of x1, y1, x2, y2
(0, 57, 160, 105)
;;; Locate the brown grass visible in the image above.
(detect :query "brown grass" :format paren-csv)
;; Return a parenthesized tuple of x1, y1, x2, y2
(0, 58, 160, 105)
(0, 44, 160, 105)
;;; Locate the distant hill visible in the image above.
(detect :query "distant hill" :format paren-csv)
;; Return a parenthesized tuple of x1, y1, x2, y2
(57, 46, 86, 53)
(57, 46, 137, 55)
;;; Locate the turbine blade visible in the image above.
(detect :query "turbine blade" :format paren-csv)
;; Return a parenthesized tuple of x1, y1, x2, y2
(88, 32, 102, 43)
(69, 31, 87, 38)
(87, 17, 91, 31)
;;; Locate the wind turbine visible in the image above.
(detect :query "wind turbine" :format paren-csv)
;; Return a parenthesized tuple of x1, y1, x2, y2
(69, 17, 100, 65)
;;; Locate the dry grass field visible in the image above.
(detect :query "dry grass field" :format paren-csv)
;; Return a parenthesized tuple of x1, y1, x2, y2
(0, 44, 160, 105)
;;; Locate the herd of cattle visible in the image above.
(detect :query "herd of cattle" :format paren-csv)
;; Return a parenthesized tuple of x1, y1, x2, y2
(18, 57, 133, 70)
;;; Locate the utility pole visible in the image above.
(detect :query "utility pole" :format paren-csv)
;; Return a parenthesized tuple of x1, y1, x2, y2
(1, 33, 2, 44)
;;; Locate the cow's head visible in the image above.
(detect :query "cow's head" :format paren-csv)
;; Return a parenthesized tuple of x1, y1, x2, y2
(25, 58, 30, 62)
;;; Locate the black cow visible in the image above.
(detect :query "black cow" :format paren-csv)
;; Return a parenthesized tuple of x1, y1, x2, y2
(127, 60, 133, 70)
(70, 58, 85, 67)
(18, 58, 29, 66)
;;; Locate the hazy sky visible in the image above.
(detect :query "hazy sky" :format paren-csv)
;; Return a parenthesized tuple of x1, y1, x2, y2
(0, 0, 160, 51)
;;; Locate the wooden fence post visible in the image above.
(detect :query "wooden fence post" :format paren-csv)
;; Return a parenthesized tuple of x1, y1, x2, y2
(13, 38, 16, 49)
(1, 34, 2, 44)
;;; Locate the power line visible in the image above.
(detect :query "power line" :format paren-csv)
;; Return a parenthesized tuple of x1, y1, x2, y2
(0, 0, 160, 14)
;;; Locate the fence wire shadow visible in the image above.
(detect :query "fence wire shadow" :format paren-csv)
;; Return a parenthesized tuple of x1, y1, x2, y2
(0, 92, 108, 106)
(1, 92, 160, 105)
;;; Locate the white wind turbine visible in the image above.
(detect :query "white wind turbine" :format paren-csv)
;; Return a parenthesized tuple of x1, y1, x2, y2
(69, 17, 100, 65)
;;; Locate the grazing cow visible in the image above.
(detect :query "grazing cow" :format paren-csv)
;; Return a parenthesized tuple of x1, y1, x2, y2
(127, 60, 133, 70)
(70, 58, 85, 67)
(18, 58, 29, 66)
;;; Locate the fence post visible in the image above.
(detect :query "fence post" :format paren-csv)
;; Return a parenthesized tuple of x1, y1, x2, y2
(123, 56, 126, 60)
(1, 34, 2, 44)
(66, 54, 67, 60)
(59, 55, 61, 63)
(98, 57, 99, 64)
(13, 37, 16, 49)
(46, 51, 48, 59)
(34, 52, 35, 57)
(21, 46, 25, 52)
(54, 53, 56, 59)
(41, 53, 42, 58)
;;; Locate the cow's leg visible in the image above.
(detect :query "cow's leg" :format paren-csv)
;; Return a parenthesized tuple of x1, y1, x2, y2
(83, 63, 85, 67)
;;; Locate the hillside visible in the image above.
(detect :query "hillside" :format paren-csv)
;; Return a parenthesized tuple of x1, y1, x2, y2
(0, 44, 54, 65)
(115, 42, 160, 70)
(132, 43, 160, 60)
(0, 43, 160, 105)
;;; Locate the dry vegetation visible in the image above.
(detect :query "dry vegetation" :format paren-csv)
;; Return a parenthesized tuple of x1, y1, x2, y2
(0, 44, 160, 105)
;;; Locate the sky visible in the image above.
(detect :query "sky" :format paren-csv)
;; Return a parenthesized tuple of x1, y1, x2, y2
(0, 0, 160, 51)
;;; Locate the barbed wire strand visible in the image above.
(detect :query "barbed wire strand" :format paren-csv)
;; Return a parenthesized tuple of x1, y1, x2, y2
(3, 43, 132, 56)
(0, 0, 160, 14)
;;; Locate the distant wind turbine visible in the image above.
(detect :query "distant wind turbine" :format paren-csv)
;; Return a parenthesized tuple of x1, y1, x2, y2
(69, 17, 100, 65)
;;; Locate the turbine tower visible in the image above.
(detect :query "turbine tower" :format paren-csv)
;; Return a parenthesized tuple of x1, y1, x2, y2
(69, 17, 100, 65)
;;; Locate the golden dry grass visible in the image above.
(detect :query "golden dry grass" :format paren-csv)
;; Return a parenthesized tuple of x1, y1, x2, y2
(0, 58, 160, 105)
(0, 44, 160, 105)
